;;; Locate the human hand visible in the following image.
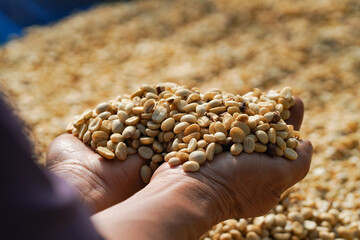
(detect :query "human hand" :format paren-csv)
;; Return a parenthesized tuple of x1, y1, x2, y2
(151, 97, 312, 222)
(46, 134, 146, 213)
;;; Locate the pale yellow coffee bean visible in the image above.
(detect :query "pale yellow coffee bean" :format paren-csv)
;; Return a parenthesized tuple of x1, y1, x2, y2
(206, 99, 222, 110)
(175, 88, 192, 98)
(163, 131, 175, 142)
(172, 113, 185, 122)
(196, 105, 206, 116)
(92, 131, 109, 143)
(180, 114, 197, 123)
(164, 151, 177, 162)
(151, 154, 163, 163)
(276, 131, 288, 139)
(97, 140, 107, 147)
(115, 142, 127, 160)
(138, 146, 154, 159)
(214, 132, 227, 141)
(176, 152, 189, 162)
(143, 99, 156, 113)
(247, 134, 258, 142)
(286, 138, 298, 149)
(97, 147, 115, 160)
(96, 102, 110, 114)
(254, 123, 270, 131)
(147, 121, 160, 130)
(168, 157, 181, 166)
(183, 102, 197, 113)
(89, 118, 102, 132)
(284, 148, 298, 160)
(244, 137, 255, 153)
(197, 116, 211, 128)
(255, 130, 269, 144)
(145, 92, 159, 100)
(184, 123, 200, 136)
(125, 102, 134, 114)
(189, 151, 206, 164)
(230, 143, 243, 156)
(140, 84, 157, 94)
(245, 231, 260, 240)
(279, 97, 290, 110)
(129, 139, 139, 149)
(273, 233, 291, 240)
(131, 129, 141, 139)
(276, 136, 286, 151)
(235, 114, 249, 122)
(81, 109, 93, 120)
(209, 122, 216, 134)
(122, 126, 136, 139)
(130, 88, 145, 99)
(117, 110, 129, 122)
(281, 87, 292, 101)
(268, 128, 276, 144)
(206, 142, 216, 160)
(100, 120, 112, 133)
(182, 161, 200, 172)
(135, 123, 146, 135)
(227, 106, 240, 114)
(249, 102, 260, 114)
(140, 137, 154, 145)
(140, 165, 152, 184)
(182, 132, 201, 143)
(214, 122, 227, 134)
(209, 106, 226, 114)
(214, 144, 223, 154)
(254, 143, 267, 153)
(203, 134, 216, 143)
(90, 140, 96, 149)
(173, 122, 190, 134)
(82, 130, 91, 144)
(157, 131, 165, 142)
(125, 116, 140, 126)
(275, 103, 284, 113)
(107, 140, 117, 152)
(224, 100, 239, 107)
(273, 146, 283, 156)
(229, 127, 246, 143)
(111, 119, 124, 133)
(187, 138, 197, 152)
(176, 100, 187, 112)
(66, 122, 74, 133)
(151, 107, 167, 123)
(280, 109, 290, 120)
(97, 111, 111, 120)
(197, 140, 207, 149)
(259, 107, 270, 115)
(187, 93, 201, 103)
(78, 123, 88, 140)
(161, 118, 175, 131)
(232, 121, 251, 135)
(202, 92, 216, 101)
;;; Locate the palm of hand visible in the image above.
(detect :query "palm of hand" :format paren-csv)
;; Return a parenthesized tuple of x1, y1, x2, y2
(47, 134, 145, 213)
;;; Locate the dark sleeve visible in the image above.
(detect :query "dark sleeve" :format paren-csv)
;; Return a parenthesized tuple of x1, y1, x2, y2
(0, 95, 104, 240)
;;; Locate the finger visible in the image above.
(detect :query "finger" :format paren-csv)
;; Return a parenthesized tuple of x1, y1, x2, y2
(46, 134, 93, 166)
(286, 139, 313, 184)
(285, 97, 304, 131)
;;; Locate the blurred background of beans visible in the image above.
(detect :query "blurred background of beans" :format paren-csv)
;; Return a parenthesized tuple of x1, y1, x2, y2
(0, 0, 360, 239)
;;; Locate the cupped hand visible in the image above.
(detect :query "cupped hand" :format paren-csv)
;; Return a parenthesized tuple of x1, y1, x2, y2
(46, 134, 146, 213)
(151, 97, 312, 222)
